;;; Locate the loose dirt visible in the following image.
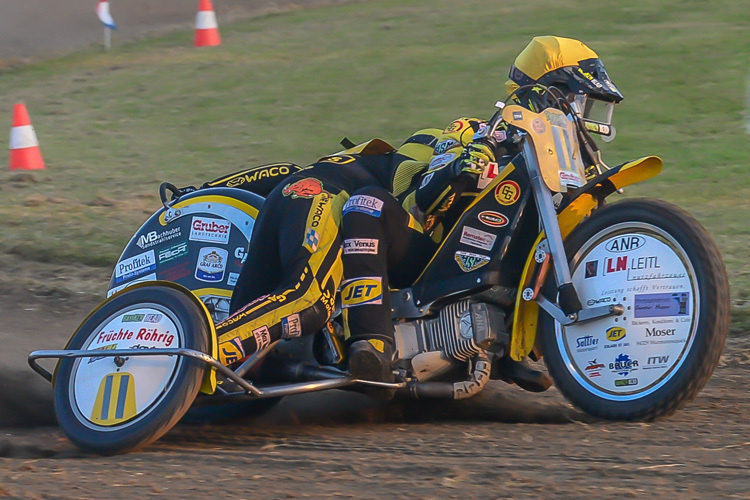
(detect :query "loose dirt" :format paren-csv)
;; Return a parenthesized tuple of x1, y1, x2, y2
(0, 284, 748, 498)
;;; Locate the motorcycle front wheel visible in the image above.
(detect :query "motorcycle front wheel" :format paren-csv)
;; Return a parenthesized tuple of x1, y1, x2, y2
(541, 198, 729, 420)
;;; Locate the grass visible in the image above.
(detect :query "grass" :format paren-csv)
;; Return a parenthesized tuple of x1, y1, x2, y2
(0, 0, 747, 328)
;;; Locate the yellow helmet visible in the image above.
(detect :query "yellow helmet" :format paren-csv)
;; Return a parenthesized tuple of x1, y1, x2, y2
(505, 36, 623, 104)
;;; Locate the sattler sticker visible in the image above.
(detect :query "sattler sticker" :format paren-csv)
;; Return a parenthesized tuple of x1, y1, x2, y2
(494, 180, 521, 205)
(477, 211, 508, 228)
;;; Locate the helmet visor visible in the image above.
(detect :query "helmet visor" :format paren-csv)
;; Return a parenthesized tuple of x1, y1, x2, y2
(571, 95, 615, 126)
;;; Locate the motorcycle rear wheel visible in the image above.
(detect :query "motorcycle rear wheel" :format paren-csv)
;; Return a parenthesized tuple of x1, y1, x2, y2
(541, 198, 729, 420)
(54, 285, 210, 454)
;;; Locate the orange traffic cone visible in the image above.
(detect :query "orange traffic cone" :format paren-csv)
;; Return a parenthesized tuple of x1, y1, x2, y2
(194, 0, 221, 47)
(9, 103, 45, 171)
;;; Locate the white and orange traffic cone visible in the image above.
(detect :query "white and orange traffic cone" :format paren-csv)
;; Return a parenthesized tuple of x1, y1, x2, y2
(194, 0, 221, 47)
(9, 103, 45, 171)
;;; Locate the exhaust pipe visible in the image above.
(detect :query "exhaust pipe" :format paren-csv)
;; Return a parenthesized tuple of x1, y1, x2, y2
(404, 353, 491, 400)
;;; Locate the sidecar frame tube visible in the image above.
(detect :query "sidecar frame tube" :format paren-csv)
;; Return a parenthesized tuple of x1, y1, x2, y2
(28, 348, 405, 400)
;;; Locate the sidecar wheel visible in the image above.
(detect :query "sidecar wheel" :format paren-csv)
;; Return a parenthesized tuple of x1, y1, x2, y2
(54, 285, 210, 454)
(541, 198, 729, 420)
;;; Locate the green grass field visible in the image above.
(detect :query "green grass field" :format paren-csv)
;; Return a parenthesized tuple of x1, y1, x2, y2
(0, 0, 748, 329)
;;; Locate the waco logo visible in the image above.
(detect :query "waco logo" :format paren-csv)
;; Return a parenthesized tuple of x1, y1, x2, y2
(606, 326, 626, 342)
(341, 277, 382, 308)
(605, 235, 645, 253)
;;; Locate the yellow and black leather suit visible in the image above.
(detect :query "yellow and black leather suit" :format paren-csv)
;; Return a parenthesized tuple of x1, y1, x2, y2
(214, 118, 513, 364)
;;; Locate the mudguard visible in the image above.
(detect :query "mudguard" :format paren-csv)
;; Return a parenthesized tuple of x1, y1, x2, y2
(510, 156, 662, 360)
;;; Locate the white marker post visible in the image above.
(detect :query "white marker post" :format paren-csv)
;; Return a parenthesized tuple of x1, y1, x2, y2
(96, 1, 117, 52)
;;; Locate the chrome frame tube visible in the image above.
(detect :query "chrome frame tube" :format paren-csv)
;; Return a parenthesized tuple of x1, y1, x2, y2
(522, 139, 573, 288)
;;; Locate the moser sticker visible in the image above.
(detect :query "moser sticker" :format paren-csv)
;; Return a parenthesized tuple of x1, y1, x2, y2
(605, 235, 646, 253)
(454, 251, 491, 273)
(195, 247, 228, 283)
(460, 226, 496, 251)
(136, 227, 181, 250)
(428, 153, 455, 170)
(114, 250, 156, 284)
(343, 195, 384, 218)
(189, 216, 231, 244)
(341, 277, 383, 308)
(477, 211, 508, 228)
(494, 180, 521, 206)
(252, 325, 272, 349)
(158, 242, 188, 264)
(282, 313, 302, 338)
(107, 273, 156, 297)
(477, 162, 499, 190)
(227, 272, 240, 287)
(342, 238, 378, 255)
(634, 292, 689, 318)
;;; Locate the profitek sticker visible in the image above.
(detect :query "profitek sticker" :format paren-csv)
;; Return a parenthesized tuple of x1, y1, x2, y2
(114, 250, 156, 284)
(343, 195, 384, 218)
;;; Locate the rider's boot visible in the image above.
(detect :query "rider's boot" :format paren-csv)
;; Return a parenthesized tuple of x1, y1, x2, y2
(348, 338, 396, 400)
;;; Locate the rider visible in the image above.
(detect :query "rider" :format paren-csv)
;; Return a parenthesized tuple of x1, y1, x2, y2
(341, 36, 625, 384)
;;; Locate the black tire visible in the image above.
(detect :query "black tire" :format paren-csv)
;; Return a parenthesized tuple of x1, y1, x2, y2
(54, 285, 210, 454)
(541, 198, 729, 420)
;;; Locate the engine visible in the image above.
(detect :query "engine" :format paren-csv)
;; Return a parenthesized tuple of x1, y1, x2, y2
(393, 299, 507, 381)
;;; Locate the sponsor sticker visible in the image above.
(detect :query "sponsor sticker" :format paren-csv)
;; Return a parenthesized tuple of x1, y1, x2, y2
(493, 129, 507, 142)
(609, 353, 639, 377)
(114, 250, 156, 284)
(634, 292, 689, 318)
(605, 235, 646, 253)
(341, 277, 383, 308)
(584, 260, 598, 279)
(282, 178, 328, 199)
(161, 263, 191, 282)
(428, 153, 455, 170)
(252, 325, 272, 349)
(444, 120, 465, 133)
(189, 216, 231, 245)
(531, 118, 546, 134)
(195, 247, 228, 283)
(281, 314, 302, 338)
(136, 227, 182, 250)
(454, 251, 491, 273)
(645, 355, 670, 369)
(342, 238, 378, 255)
(342, 195, 384, 218)
(419, 172, 434, 189)
(559, 170, 583, 188)
(512, 111, 523, 121)
(477, 211, 508, 228)
(434, 139, 460, 155)
(575, 335, 599, 352)
(234, 246, 248, 265)
(584, 359, 604, 377)
(477, 162, 499, 190)
(224, 164, 291, 188)
(494, 180, 521, 206)
(219, 337, 245, 365)
(304, 228, 319, 253)
(158, 242, 188, 264)
(87, 344, 117, 364)
(320, 155, 356, 164)
(227, 272, 240, 287)
(614, 378, 638, 387)
(460, 226, 497, 251)
(606, 326, 626, 342)
(107, 272, 157, 297)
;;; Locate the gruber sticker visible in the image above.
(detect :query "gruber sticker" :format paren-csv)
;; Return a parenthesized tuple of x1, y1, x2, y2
(189, 216, 231, 245)
(282, 178, 328, 199)
(634, 292, 690, 318)
(477, 211, 508, 228)
(454, 251, 491, 273)
(343, 195, 384, 218)
(195, 247, 228, 283)
(494, 180, 521, 205)
(114, 250, 156, 284)
(342, 238, 378, 255)
(341, 277, 383, 308)
(459, 226, 496, 251)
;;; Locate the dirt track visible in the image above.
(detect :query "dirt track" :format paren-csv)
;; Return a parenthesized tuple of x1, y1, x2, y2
(0, 289, 748, 499)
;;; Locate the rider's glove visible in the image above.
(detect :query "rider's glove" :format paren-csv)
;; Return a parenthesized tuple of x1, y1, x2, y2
(449, 142, 495, 178)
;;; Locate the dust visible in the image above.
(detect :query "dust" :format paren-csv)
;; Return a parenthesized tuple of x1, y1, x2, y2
(0, 370, 56, 428)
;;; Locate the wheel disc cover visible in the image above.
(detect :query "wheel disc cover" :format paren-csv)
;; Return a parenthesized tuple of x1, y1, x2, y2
(556, 223, 699, 401)
(70, 304, 183, 429)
